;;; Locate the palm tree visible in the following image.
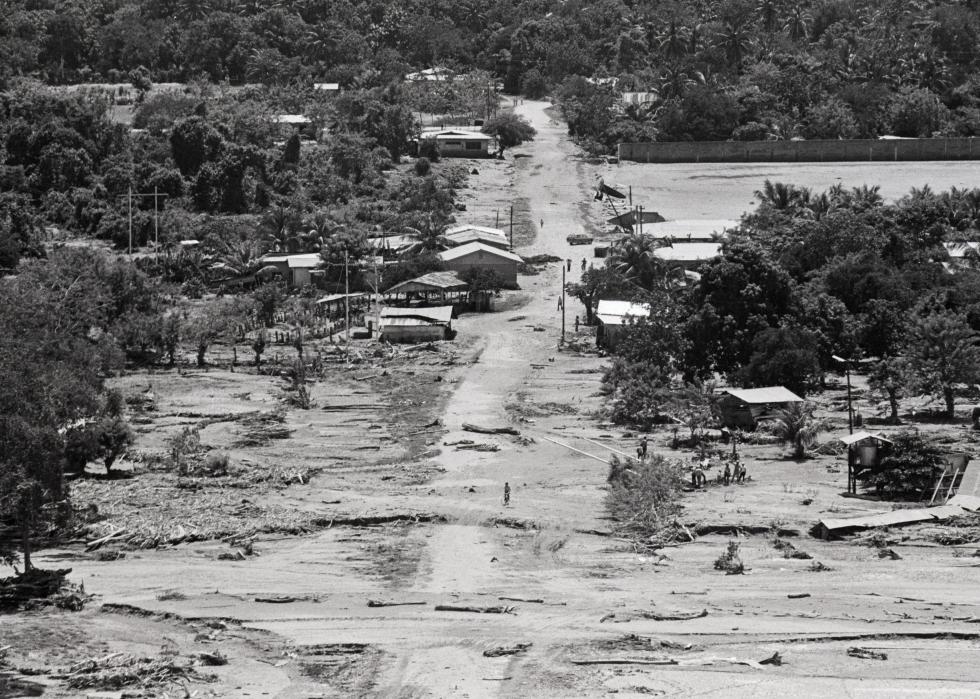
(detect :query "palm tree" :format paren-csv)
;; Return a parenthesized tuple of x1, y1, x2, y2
(754, 180, 812, 212)
(850, 185, 883, 211)
(772, 402, 824, 459)
(715, 19, 754, 68)
(218, 240, 264, 278)
(609, 233, 659, 288)
(657, 20, 689, 63)
(784, 6, 811, 42)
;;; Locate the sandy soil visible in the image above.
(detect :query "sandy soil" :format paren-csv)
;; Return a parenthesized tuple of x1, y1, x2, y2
(603, 160, 980, 220)
(8, 101, 980, 698)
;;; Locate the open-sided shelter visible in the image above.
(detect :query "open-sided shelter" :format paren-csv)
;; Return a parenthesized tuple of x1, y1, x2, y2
(719, 386, 804, 429)
(840, 431, 894, 494)
(383, 271, 469, 306)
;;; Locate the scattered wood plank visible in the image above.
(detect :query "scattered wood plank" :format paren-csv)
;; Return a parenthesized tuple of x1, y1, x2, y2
(434, 604, 516, 614)
(640, 609, 708, 621)
(367, 600, 427, 607)
(499, 596, 544, 604)
(254, 595, 297, 604)
(456, 443, 500, 452)
(788, 593, 811, 599)
(462, 423, 519, 435)
(85, 529, 129, 552)
(848, 647, 888, 660)
(483, 643, 532, 657)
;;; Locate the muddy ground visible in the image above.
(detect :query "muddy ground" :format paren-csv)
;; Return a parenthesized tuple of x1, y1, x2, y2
(5, 100, 980, 698)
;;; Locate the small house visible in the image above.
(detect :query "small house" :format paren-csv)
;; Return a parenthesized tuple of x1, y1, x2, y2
(719, 386, 804, 429)
(437, 242, 522, 288)
(595, 300, 651, 351)
(275, 114, 314, 140)
(443, 225, 510, 250)
(380, 305, 454, 343)
(420, 130, 494, 158)
(405, 67, 454, 82)
(260, 253, 322, 288)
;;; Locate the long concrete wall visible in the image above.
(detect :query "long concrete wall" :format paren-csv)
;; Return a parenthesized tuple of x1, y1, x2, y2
(618, 137, 980, 163)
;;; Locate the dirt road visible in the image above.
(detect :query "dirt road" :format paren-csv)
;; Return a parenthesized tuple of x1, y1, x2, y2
(30, 101, 980, 697)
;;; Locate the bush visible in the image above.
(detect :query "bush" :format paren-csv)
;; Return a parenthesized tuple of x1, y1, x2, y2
(418, 138, 440, 162)
(414, 157, 431, 176)
(870, 430, 945, 499)
(732, 122, 770, 141)
(714, 540, 745, 574)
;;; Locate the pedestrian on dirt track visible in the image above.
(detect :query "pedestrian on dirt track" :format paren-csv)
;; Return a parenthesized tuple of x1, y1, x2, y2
(575, 315, 580, 332)
(566, 259, 571, 271)
(639, 436, 648, 458)
(581, 258, 586, 271)
(503, 482, 511, 506)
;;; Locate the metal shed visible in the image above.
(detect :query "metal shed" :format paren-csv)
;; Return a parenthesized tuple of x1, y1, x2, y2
(595, 300, 651, 351)
(840, 431, 894, 494)
(437, 242, 522, 288)
(718, 387, 804, 430)
(380, 306, 454, 343)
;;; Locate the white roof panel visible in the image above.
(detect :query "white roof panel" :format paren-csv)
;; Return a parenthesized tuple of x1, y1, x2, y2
(438, 242, 522, 263)
(724, 387, 804, 404)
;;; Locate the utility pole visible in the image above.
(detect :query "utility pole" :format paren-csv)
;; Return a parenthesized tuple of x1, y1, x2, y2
(629, 185, 632, 207)
(495, 209, 499, 228)
(118, 189, 168, 253)
(127, 185, 133, 256)
(344, 248, 350, 364)
(509, 205, 514, 250)
(561, 263, 566, 343)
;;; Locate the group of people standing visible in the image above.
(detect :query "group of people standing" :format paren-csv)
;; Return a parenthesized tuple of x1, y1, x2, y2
(691, 454, 747, 488)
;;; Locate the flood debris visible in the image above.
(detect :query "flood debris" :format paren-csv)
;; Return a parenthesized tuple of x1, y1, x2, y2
(0, 568, 82, 611)
(848, 647, 888, 660)
(462, 423, 520, 435)
(483, 643, 532, 657)
(878, 547, 903, 560)
(601, 609, 708, 623)
(434, 604, 516, 614)
(787, 593, 811, 599)
(59, 652, 214, 690)
(455, 442, 500, 452)
(367, 599, 426, 607)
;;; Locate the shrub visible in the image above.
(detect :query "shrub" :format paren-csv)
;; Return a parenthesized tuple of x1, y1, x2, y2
(772, 402, 825, 459)
(869, 430, 945, 499)
(713, 540, 745, 574)
(418, 138, 440, 162)
(414, 157, 431, 176)
(520, 69, 549, 99)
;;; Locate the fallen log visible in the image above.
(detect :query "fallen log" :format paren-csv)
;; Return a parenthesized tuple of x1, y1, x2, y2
(456, 443, 500, 452)
(462, 423, 519, 436)
(499, 596, 544, 604)
(434, 604, 515, 614)
(788, 593, 811, 599)
(367, 600, 427, 607)
(639, 609, 708, 621)
(570, 658, 678, 666)
(254, 595, 297, 604)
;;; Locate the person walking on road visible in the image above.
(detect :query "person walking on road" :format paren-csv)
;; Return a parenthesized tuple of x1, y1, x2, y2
(503, 482, 511, 506)
(581, 258, 587, 271)
(639, 436, 648, 458)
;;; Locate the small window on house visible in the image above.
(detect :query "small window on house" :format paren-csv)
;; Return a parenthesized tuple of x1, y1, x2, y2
(465, 141, 483, 150)
(444, 141, 461, 148)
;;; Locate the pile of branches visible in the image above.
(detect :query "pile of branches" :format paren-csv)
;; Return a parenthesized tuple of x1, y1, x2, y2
(606, 455, 686, 550)
(84, 495, 321, 549)
(233, 410, 293, 447)
(61, 652, 214, 690)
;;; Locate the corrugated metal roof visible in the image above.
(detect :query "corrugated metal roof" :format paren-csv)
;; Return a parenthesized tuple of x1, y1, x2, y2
(948, 494, 980, 512)
(839, 431, 894, 446)
(944, 241, 979, 258)
(276, 114, 310, 124)
(385, 271, 468, 295)
(596, 300, 650, 317)
(380, 316, 440, 327)
(316, 292, 367, 305)
(654, 243, 722, 261)
(287, 254, 322, 268)
(445, 225, 507, 237)
(642, 219, 737, 240)
(724, 387, 804, 404)
(438, 242, 522, 263)
(445, 231, 510, 248)
(381, 305, 454, 323)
